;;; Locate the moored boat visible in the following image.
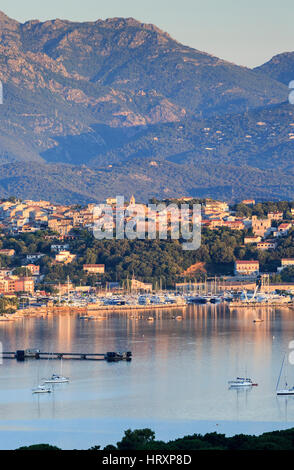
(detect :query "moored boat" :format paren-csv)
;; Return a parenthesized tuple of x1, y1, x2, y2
(276, 354, 294, 395)
(32, 385, 52, 394)
(276, 387, 294, 395)
(43, 373, 69, 384)
(228, 377, 258, 387)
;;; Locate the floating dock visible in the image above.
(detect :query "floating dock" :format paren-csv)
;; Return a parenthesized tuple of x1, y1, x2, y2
(1, 350, 132, 362)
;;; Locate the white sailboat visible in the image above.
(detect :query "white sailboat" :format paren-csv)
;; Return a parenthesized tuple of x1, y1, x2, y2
(43, 373, 69, 384)
(276, 354, 294, 395)
(32, 385, 52, 394)
(32, 362, 52, 393)
(42, 358, 69, 384)
(228, 377, 257, 387)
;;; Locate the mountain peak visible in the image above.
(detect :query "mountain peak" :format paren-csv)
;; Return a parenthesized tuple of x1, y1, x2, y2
(0, 10, 19, 24)
(95, 17, 172, 39)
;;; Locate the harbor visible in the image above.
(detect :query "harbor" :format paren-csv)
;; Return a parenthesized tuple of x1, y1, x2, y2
(2, 287, 293, 321)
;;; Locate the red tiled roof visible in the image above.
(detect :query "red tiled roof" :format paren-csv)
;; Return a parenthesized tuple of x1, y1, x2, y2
(235, 260, 259, 264)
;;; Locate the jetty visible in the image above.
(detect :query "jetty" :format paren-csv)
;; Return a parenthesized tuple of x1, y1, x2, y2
(1, 349, 132, 362)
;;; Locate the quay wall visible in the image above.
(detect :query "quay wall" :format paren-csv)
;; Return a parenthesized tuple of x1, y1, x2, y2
(15, 302, 188, 317)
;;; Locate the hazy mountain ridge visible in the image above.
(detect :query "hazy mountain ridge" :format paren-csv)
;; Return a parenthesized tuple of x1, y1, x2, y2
(0, 156, 293, 204)
(0, 11, 293, 202)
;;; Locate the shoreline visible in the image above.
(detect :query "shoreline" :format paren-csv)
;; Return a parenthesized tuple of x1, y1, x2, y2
(13, 302, 188, 318)
(4, 298, 294, 320)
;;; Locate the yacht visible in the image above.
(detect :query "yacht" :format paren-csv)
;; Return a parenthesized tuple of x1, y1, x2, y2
(228, 377, 257, 387)
(276, 354, 294, 395)
(187, 295, 207, 304)
(43, 373, 69, 384)
(210, 296, 222, 304)
(138, 295, 151, 305)
(276, 386, 294, 396)
(32, 385, 52, 394)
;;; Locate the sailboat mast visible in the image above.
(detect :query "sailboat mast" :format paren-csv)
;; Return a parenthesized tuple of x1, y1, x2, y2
(276, 353, 286, 391)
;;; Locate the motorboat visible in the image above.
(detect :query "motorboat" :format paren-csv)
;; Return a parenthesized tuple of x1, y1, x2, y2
(210, 296, 222, 304)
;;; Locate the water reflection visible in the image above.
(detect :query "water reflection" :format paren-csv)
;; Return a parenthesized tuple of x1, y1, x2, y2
(0, 304, 294, 447)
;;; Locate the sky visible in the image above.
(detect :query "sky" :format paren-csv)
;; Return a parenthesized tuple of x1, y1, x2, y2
(0, 0, 293, 67)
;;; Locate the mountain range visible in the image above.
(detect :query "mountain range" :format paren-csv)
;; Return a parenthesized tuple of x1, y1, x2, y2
(0, 10, 293, 203)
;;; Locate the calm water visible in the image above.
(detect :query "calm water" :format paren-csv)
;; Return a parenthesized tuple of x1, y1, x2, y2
(1, 304, 294, 449)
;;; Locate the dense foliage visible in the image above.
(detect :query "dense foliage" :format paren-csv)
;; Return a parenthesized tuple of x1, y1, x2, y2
(16, 427, 294, 451)
(0, 204, 293, 287)
(0, 296, 18, 315)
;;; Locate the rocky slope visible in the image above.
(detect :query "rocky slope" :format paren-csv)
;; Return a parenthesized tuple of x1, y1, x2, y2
(0, 10, 292, 202)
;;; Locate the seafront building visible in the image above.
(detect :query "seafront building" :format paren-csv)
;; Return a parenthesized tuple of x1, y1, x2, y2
(234, 260, 260, 277)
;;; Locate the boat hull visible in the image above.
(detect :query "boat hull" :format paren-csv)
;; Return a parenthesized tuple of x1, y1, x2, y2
(229, 383, 253, 387)
(43, 379, 69, 383)
(32, 388, 51, 394)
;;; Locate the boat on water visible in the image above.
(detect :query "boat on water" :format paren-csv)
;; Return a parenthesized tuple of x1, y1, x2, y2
(223, 292, 234, 302)
(228, 377, 258, 387)
(229, 289, 293, 308)
(276, 386, 294, 396)
(138, 296, 151, 305)
(43, 373, 69, 384)
(188, 296, 207, 304)
(276, 354, 294, 395)
(32, 385, 52, 394)
(253, 319, 264, 323)
(210, 296, 222, 304)
(43, 357, 69, 384)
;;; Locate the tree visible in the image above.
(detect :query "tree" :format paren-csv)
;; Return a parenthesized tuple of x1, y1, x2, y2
(13, 267, 32, 277)
(16, 444, 61, 451)
(117, 428, 156, 450)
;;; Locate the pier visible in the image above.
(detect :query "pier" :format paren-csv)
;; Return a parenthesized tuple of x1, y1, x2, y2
(1, 349, 132, 362)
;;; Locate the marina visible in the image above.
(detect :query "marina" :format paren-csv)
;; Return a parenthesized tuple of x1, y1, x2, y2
(1, 284, 294, 323)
